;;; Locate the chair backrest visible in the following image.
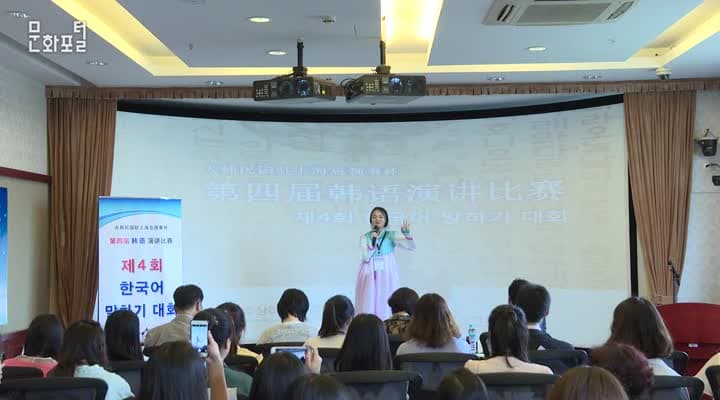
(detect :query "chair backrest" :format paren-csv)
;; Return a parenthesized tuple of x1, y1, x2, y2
(705, 365, 720, 400)
(394, 352, 480, 390)
(650, 375, 703, 400)
(329, 370, 422, 400)
(108, 360, 145, 396)
(476, 373, 558, 400)
(528, 349, 588, 374)
(225, 354, 259, 376)
(1, 367, 43, 381)
(663, 351, 689, 375)
(479, 332, 491, 356)
(318, 348, 340, 373)
(388, 335, 403, 357)
(252, 342, 306, 356)
(658, 303, 720, 375)
(0, 377, 108, 400)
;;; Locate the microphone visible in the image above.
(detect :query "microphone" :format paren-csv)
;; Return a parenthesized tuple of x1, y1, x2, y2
(372, 225, 380, 247)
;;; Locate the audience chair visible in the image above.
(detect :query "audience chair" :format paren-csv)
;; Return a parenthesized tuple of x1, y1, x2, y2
(251, 342, 305, 356)
(388, 334, 404, 357)
(663, 350, 689, 375)
(225, 354, 259, 376)
(658, 303, 720, 375)
(108, 360, 145, 396)
(395, 352, 480, 390)
(479, 332, 491, 356)
(318, 348, 340, 373)
(0, 377, 108, 400)
(0, 367, 43, 381)
(528, 349, 588, 374)
(650, 375, 703, 400)
(705, 365, 720, 400)
(476, 373, 558, 400)
(329, 370, 422, 400)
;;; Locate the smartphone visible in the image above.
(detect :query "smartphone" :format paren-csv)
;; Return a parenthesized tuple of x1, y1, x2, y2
(270, 346, 306, 362)
(190, 320, 209, 356)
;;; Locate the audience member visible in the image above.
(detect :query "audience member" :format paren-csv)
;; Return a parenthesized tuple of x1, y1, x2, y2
(515, 284, 572, 350)
(305, 295, 354, 349)
(51, 320, 133, 400)
(589, 342, 653, 399)
(396, 293, 471, 355)
(105, 309, 143, 361)
(434, 368, 489, 400)
(217, 302, 262, 362)
(3, 314, 63, 376)
(287, 374, 358, 400)
(546, 366, 629, 400)
(195, 308, 253, 398)
(507, 279, 529, 305)
(335, 313, 393, 372)
(257, 288, 315, 344)
(384, 287, 419, 336)
(248, 350, 321, 400)
(139, 339, 228, 400)
(464, 305, 552, 374)
(144, 284, 204, 347)
(608, 297, 677, 375)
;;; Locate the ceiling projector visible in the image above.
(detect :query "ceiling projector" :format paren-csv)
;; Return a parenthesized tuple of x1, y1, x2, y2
(253, 40, 336, 103)
(343, 41, 426, 104)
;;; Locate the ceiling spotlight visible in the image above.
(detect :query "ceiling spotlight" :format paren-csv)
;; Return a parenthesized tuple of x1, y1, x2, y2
(584, 74, 602, 80)
(206, 80, 223, 87)
(86, 60, 108, 66)
(266, 50, 286, 56)
(527, 46, 547, 52)
(248, 16, 271, 23)
(8, 11, 30, 18)
(487, 76, 505, 82)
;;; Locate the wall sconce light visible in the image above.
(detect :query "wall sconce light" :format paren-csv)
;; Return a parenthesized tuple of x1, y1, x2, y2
(695, 129, 718, 157)
(704, 162, 720, 186)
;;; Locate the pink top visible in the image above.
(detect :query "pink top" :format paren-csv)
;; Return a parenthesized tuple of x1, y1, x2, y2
(3, 356, 58, 376)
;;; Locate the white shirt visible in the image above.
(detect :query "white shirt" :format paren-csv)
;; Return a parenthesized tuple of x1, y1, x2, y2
(304, 334, 346, 349)
(74, 364, 133, 400)
(648, 357, 680, 376)
(465, 356, 554, 375)
(257, 321, 315, 344)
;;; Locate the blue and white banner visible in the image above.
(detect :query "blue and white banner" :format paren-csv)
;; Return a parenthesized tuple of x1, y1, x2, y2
(0, 187, 7, 325)
(98, 197, 182, 334)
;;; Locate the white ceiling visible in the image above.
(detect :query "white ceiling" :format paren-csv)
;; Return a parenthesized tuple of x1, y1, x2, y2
(0, 0, 718, 88)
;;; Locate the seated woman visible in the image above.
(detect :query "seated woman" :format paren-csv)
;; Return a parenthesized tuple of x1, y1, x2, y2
(396, 293, 470, 355)
(217, 302, 262, 362)
(194, 308, 253, 398)
(51, 320, 134, 400)
(464, 305, 552, 374)
(588, 342, 653, 400)
(3, 314, 63, 376)
(547, 366, 629, 400)
(139, 338, 228, 400)
(435, 368, 489, 400)
(384, 287, 419, 336)
(335, 313, 393, 372)
(105, 309, 143, 361)
(607, 297, 678, 375)
(257, 288, 315, 344)
(305, 295, 355, 349)
(248, 349, 322, 400)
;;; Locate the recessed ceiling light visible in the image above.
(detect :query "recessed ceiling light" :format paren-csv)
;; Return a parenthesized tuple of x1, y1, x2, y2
(206, 80, 223, 87)
(527, 46, 547, 52)
(7, 11, 30, 18)
(487, 76, 505, 82)
(86, 60, 108, 66)
(248, 16, 271, 23)
(584, 74, 602, 80)
(266, 50, 286, 56)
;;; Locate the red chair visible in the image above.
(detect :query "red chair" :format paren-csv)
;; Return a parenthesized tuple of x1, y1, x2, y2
(658, 303, 720, 376)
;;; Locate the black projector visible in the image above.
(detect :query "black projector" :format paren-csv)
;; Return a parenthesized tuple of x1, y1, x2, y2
(253, 76, 336, 103)
(344, 74, 426, 104)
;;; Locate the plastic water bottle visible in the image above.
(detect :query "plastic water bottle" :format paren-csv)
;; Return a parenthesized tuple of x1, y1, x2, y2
(468, 324, 478, 354)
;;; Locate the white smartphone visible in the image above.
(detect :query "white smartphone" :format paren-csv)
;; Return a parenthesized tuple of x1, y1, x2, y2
(190, 320, 209, 356)
(270, 346, 306, 362)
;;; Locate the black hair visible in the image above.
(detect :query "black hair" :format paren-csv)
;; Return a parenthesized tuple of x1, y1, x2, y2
(488, 305, 529, 367)
(277, 288, 310, 322)
(515, 284, 550, 324)
(139, 340, 208, 400)
(249, 352, 307, 400)
(335, 314, 393, 372)
(105, 309, 143, 361)
(217, 302, 246, 351)
(318, 295, 355, 338)
(387, 287, 419, 315)
(173, 284, 204, 311)
(369, 207, 389, 227)
(435, 368, 489, 400)
(23, 314, 63, 358)
(194, 308, 233, 352)
(287, 374, 358, 400)
(51, 320, 108, 377)
(508, 279, 529, 305)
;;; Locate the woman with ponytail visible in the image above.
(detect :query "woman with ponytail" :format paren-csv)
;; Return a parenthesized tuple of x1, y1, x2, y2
(305, 295, 355, 348)
(464, 305, 552, 374)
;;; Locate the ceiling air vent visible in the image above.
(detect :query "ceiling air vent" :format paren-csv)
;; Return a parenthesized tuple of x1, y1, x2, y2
(483, 0, 639, 26)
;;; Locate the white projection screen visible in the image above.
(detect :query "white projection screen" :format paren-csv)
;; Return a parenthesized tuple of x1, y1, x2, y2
(112, 101, 630, 347)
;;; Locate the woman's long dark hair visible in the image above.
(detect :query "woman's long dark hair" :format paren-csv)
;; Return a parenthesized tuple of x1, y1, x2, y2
(23, 314, 64, 358)
(139, 341, 208, 400)
(105, 310, 143, 361)
(488, 305, 529, 367)
(217, 302, 246, 352)
(335, 314, 392, 372)
(318, 295, 355, 338)
(248, 352, 307, 400)
(51, 320, 108, 377)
